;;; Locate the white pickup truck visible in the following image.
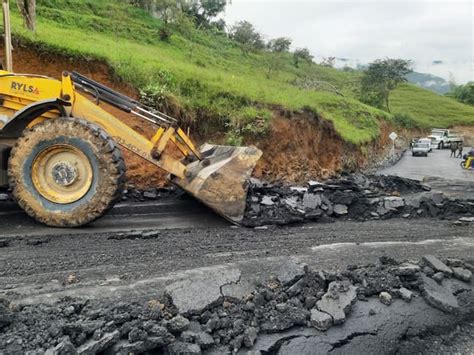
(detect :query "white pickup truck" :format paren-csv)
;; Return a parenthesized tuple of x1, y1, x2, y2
(428, 129, 463, 149)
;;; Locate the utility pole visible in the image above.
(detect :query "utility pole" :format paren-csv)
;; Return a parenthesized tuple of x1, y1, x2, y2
(2, 0, 12, 71)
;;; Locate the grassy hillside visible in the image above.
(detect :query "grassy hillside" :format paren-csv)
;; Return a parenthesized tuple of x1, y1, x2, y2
(391, 84, 474, 127)
(7, 0, 474, 144)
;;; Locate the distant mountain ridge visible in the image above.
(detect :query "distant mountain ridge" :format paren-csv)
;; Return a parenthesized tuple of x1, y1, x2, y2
(406, 72, 451, 94)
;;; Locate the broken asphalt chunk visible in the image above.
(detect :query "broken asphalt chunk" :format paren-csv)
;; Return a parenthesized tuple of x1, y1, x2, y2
(452, 267, 472, 282)
(315, 281, 357, 324)
(422, 255, 453, 276)
(420, 274, 459, 313)
(310, 309, 332, 331)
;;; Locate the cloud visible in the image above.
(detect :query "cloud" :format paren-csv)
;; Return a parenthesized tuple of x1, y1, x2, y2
(223, 0, 473, 83)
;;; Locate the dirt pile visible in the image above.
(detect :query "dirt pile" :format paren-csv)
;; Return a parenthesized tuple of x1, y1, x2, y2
(1, 255, 472, 354)
(243, 174, 474, 226)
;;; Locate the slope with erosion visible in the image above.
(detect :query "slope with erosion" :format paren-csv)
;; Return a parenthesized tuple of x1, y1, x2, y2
(3, 0, 474, 186)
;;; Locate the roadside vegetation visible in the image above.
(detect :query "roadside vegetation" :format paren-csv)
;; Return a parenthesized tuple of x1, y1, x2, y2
(8, 0, 474, 145)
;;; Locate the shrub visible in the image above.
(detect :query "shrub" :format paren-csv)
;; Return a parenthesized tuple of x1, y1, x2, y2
(392, 112, 418, 129)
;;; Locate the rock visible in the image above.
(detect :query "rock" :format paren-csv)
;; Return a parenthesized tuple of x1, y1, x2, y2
(333, 204, 348, 216)
(432, 272, 444, 283)
(243, 327, 258, 348)
(290, 186, 308, 193)
(394, 263, 421, 276)
(0, 239, 10, 248)
(260, 196, 274, 206)
(316, 281, 357, 324)
(250, 177, 263, 189)
(423, 266, 435, 276)
(398, 287, 413, 302)
(128, 327, 147, 343)
(406, 197, 421, 209)
(167, 315, 190, 333)
(379, 292, 392, 305)
(310, 309, 332, 331)
(250, 204, 261, 215)
(420, 274, 459, 313)
(166, 341, 201, 355)
(112, 340, 146, 355)
(0, 302, 13, 330)
(458, 216, 474, 223)
(275, 259, 307, 285)
(181, 331, 214, 349)
(142, 231, 159, 239)
(430, 192, 444, 205)
(302, 193, 322, 209)
(143, 190, 158, 199)
(77, 330, 120, 354)
(422, 255, 453, 276)
(384, 196, 405, 209)
(446, 258, 464, 267)
(53, 337, 76, 355)
(283, 197, 299, 209)
(452, 267, 472, 282)
(165, 268, 241, 313)
(260, 306, 309, 332)
(376, 206, 389, 216)
(286, 278, 305, 297)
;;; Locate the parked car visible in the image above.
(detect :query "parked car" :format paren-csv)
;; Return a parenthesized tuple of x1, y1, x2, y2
(412, 142, 430, 157)
(428, 129, 462, 149)
(418, 138, 433, 152)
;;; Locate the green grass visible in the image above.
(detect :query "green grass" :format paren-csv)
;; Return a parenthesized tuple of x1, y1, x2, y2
(7, 0, 474, 144)
(391, 84, 474, 127)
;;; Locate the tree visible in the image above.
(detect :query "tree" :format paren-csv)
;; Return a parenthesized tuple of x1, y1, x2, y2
(450, 82, 474, 105)
(320, 56, 335, 67)
(179, 0, 228, 27)
(16, 0, 36, 31)
(293, 48, 313, 67)
(360, 58, 413, 112)
(267, 37, 292, 53)
(230, 21, 264, 55)
(154, 0, 181, 40)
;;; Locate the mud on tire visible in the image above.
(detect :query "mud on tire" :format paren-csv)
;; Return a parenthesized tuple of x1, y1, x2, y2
(8, 117, 126, 227)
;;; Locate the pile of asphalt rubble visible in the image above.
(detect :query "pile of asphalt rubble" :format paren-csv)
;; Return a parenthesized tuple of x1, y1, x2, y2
(1, 255, 473, 354)
(243, 174, 474, 226)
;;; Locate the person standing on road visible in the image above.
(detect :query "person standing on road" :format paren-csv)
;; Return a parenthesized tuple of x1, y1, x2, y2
(457, 142, 463, 158)
(450, 143, 457, 158)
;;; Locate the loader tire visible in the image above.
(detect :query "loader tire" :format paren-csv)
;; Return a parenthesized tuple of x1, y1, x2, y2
(8, 117, 125, 227)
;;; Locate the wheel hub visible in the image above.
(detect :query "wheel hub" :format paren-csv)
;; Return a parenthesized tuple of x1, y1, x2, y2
(31, 145, 93, 204)
(52, 162, 79, 186)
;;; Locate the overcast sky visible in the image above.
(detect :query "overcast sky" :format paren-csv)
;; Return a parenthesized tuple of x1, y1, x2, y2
(223, 0, 473, 84)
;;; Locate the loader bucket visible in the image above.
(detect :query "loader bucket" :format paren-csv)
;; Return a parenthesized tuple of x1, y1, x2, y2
(173, 144, 262, 224)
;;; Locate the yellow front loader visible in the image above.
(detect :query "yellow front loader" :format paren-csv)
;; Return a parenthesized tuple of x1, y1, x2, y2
(0, 70, 261, 227)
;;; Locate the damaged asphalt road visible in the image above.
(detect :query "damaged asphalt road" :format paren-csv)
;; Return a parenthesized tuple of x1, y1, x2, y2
(0, 217, 473, 353)
(0, 149, 474, 354)
(0, 246, 473, 354)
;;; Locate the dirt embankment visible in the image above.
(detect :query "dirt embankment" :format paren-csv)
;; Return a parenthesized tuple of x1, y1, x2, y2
(7, 45, 404, 187)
